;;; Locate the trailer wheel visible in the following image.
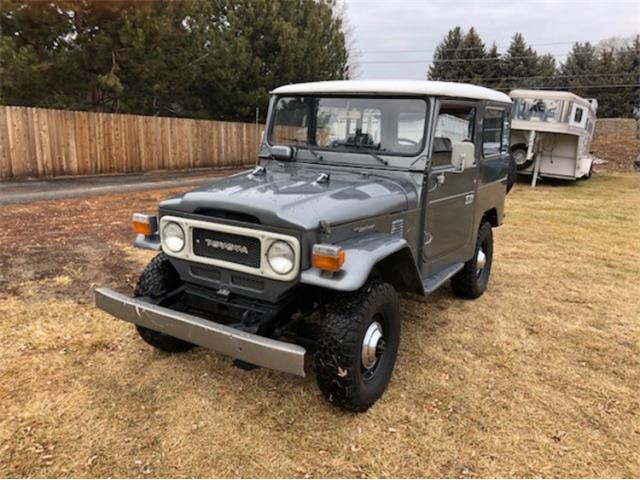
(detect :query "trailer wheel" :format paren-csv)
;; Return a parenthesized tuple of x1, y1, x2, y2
(315, 280, 400, 412)
(134, 253, 194, 353)
(511, 143, 534, 171)
(586, 163, 594, 179)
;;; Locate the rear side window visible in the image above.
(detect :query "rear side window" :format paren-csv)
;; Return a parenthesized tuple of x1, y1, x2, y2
(432, 105, 476, 167)
(482, 108, 507, 157)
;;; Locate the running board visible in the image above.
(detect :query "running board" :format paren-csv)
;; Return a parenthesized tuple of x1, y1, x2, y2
(422, 262, 464, 294)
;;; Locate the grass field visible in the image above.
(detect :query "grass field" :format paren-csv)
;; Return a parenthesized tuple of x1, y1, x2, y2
(1, 173, 639, 478)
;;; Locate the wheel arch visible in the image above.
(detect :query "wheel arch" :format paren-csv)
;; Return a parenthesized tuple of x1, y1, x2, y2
(482, 207, 499, 227)
(300, 235, 424, 295)
(370, 246, 424, 295)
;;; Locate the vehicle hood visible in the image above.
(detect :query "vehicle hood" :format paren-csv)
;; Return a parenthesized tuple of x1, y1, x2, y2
(160, 162, 418, 230)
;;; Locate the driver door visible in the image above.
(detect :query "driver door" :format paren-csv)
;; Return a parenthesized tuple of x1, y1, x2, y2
(423, 100, 479, 274)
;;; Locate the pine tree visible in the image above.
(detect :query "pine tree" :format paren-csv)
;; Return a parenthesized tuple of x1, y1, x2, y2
(560, 42, 598, 98)
(533, 54, 557, 88)
(502, 33, 541, 90)
(428, 26, 463, 81)
(485, 42, 502, 90)
(0, 0, 350, 121)
(457, 27, 487, 84)
(613, 35, 640, 117)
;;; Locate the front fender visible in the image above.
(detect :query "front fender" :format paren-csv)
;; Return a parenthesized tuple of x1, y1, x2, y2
(300, 233, 423, 293)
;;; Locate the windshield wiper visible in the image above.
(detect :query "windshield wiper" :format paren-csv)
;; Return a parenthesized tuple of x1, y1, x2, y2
(345, 145, 388, 166)
(282, 138, 324, 161)
(364, 149, 389, 166)
(305, 147, 324, 161)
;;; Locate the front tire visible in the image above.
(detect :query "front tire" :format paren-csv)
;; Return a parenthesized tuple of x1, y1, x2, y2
(314, 280, 400, 412)
(134, 253, 194, 353)
(451, 222, 493, 299)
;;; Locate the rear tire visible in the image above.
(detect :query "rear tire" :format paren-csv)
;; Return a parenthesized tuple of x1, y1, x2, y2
(134, 253, 194, 353)
(315, 280, 400, 412)
(451, 222, 493, 299)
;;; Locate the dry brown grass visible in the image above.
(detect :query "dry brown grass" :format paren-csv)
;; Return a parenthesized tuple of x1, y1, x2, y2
(1, 173, 639, 478)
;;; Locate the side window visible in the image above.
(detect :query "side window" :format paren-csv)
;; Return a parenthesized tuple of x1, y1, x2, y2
(482, 108, 506, 157)
(574, 107, 583, 123)
(432, 105, 475, 167)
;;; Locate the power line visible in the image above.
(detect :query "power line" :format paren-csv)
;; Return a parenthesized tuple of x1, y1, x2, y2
(494, 83, 639, 90)
(437, 72, 639, 82)
(359, 39, 605, 55)
(359, 53, 570, 65)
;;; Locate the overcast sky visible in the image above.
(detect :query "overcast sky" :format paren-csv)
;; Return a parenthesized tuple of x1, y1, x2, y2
(339, 0, 640, 80)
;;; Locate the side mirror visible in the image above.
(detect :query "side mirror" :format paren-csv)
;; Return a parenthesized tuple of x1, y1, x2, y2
(451, 142, 475, 172)
(271, 145, 293, 161)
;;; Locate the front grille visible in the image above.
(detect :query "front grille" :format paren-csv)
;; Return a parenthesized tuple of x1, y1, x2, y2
(192, 228, 261, 267)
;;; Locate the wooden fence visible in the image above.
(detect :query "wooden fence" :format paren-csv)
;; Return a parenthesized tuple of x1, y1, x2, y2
(0, 106, 263, 180)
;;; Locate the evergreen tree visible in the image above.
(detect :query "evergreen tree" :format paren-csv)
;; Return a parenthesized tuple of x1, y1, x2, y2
(428, 26, 463, 81)
(456, 27, 487, 84)
(502, 33, 540, 90)
(0, 0, 350, 121)
(613, 35, 640, 117)
(534, 54, 557, 88)
(484, 42, 502, 89)
(559, 42, 598, 98)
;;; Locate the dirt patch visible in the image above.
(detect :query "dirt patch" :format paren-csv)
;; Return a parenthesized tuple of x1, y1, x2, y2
(0, 188, 184, 302)
(1, 174, 639, 477)
(591, 132, 640, 172)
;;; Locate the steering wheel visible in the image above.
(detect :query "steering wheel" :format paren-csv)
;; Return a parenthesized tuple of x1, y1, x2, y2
(397, 137, 419, 147)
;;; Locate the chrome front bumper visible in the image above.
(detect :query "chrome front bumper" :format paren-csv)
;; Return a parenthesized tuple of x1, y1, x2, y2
(94, 288, 306, 376)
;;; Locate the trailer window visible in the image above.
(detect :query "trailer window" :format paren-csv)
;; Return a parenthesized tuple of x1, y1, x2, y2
(482, 108, 506, 157)
(512, 98, 563, 123)
(432, 106, 475, 167)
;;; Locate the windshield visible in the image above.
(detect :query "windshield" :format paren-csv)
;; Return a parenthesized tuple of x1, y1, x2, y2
(512, 97, 564, 123)
(269, 96, 427, 157)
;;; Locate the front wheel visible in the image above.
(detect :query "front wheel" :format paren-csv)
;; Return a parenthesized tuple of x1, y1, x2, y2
(314, 280, 400, 412)
(134, 253, 194, 353)
(451, 222, 493, 299)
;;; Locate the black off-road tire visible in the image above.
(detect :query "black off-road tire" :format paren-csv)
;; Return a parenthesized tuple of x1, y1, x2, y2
(511, 143, 534, 171)
(451, 222, 493, 299)
(134, 253, 194, 353)
(314, 280, 400, 412)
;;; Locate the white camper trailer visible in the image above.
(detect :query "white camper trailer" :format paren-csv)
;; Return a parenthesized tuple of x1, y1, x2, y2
(509, 89, 598, 186)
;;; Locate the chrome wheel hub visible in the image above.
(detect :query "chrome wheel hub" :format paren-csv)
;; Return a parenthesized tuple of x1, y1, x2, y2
(514, 150, 527, 166)
(361, 321, 384, 370)
(476, 248, 487, 276)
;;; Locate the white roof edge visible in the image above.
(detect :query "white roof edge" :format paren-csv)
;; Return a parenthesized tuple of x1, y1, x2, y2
(271, 80, 512, 103)
(509, 89, 592, 105)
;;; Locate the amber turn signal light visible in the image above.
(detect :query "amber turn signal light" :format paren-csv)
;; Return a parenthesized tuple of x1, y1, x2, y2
(312, 244, 345, 273)
(132, 213, 157, 236)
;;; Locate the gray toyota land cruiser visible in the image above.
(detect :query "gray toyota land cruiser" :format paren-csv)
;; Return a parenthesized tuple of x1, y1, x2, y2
(96, 80, 513, 412)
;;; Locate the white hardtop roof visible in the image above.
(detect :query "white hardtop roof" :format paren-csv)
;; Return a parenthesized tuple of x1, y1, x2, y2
(510, 89, 592, 106)
(271, 80, 512, 103)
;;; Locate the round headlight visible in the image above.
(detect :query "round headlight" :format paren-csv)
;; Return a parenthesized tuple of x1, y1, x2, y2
(267, 241, 295, 275)
(162, 222, 185, 253)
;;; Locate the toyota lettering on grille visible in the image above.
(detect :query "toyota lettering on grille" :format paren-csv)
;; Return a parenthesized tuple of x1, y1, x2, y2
(204, 238, 249, 255)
